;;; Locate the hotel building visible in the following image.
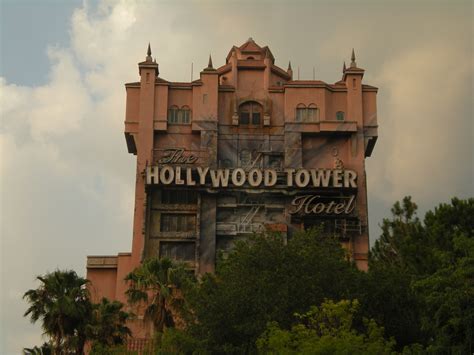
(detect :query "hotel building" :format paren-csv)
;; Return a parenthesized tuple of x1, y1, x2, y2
(86, 38, 378, 339)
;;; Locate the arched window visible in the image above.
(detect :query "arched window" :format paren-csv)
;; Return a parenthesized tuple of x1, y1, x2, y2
(307, 103, 319, 122)
(336, 111, 345, 121)
(239, 101, 262, 126)
(181, 105, 191, 124)
(168, 105, 192, 124)
(168, 105, 179, 124)
(296, 103, 319, 122)
(296, 103, 306, 122)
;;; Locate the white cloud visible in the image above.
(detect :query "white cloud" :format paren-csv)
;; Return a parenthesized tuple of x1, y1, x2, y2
(1, 1, 472, 353)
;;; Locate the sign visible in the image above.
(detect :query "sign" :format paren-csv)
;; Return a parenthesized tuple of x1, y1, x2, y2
(145, 165, 357, 189)
(289, 194, 356, 215)
(158, 148, 198, 164)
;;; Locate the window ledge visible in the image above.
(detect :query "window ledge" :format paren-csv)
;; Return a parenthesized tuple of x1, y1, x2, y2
(285, 120, 357, 133)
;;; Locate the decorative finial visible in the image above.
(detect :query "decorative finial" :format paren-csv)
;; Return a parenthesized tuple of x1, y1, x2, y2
(208, 54, 213, 69)
(350, 48, 356, 68)
(288, 61, 292, 71)
(343, 61, 346, 72)
(146, 43, 152, 62)
(248, 37, 253, 42)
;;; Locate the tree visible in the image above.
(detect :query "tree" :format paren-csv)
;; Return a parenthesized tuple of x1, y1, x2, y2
(86, 298, 131, 349)
(370, 196, 425, 273)
(361, 262, 425, 348)
(23, 270, 91, 355)
(184, 229, 364, 352)
(256, 299, 397, 354)
(125, 257, 189, 334)
(413, 230, 474, 353)
(367, 197, 474, 352)
(23, 343, 51, 355)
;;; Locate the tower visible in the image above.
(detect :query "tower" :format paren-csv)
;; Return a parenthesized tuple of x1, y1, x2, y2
(86, 40, 379, 341)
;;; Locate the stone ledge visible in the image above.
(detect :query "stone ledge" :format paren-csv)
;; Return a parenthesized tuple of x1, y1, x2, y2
(87, 255, 118, 269)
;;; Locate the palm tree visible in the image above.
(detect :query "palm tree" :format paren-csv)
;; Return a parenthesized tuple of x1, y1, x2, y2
(86, 297, 131, 347)
(125, 257, 190, 333)
(23, 343, 51, 355)
(23, 270, 91, 355)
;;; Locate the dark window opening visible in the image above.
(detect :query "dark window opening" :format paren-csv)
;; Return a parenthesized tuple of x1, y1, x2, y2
(160, 214, 196, 232)
(160, 242, 195, 262)
(252, 112, 261, 125)
(336, 111, 345, 121)
(239, 101, 263, 126)
(240, 112, 250, 125)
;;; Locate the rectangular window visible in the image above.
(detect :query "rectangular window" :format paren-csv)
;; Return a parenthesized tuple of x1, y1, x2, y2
(240, 112, 250, 125)
(160, 214, 196, 232)
(161, 190, 198, 204)
(160, 242, 195, 262)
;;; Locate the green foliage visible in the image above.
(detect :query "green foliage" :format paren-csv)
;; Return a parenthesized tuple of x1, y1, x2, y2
(23, 197, 473, 353)
(89, 343, 137, 355)
(371, 196, 425, 273)
(256, 299, 396, 354)
(154, 328, 207, 354)
(23, 343, 51, 355)
(23, 270, 91, 354)
(87, 298, 131, 348)
(24, 271, 131, 354)
(367, 197, 474, 352)
(413, 234, 474, 353)
(184, 229, 363, 352)
(125, 257, 193, 333)
(361, 262, 425, 347)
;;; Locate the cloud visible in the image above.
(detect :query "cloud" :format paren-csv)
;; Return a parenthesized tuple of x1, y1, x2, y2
(1, 0, 472, 353)
(368, 40, 473, 207)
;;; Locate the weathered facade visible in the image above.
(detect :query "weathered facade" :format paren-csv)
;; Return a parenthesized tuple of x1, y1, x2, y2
(86, 38, 378, 339)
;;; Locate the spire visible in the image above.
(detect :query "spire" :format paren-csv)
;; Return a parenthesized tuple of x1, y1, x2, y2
(208, 54, 213, 69)
(350, 48, 356, 68)
(343, 61, 346, 72)
(288, 61, 292, 71)
(146, 43, 152, 62)
(139, 42, 159, 77)
(203, 53, 216, 72)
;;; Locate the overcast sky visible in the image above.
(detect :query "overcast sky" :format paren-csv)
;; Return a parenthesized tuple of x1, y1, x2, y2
(1, 0, 472, 352)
